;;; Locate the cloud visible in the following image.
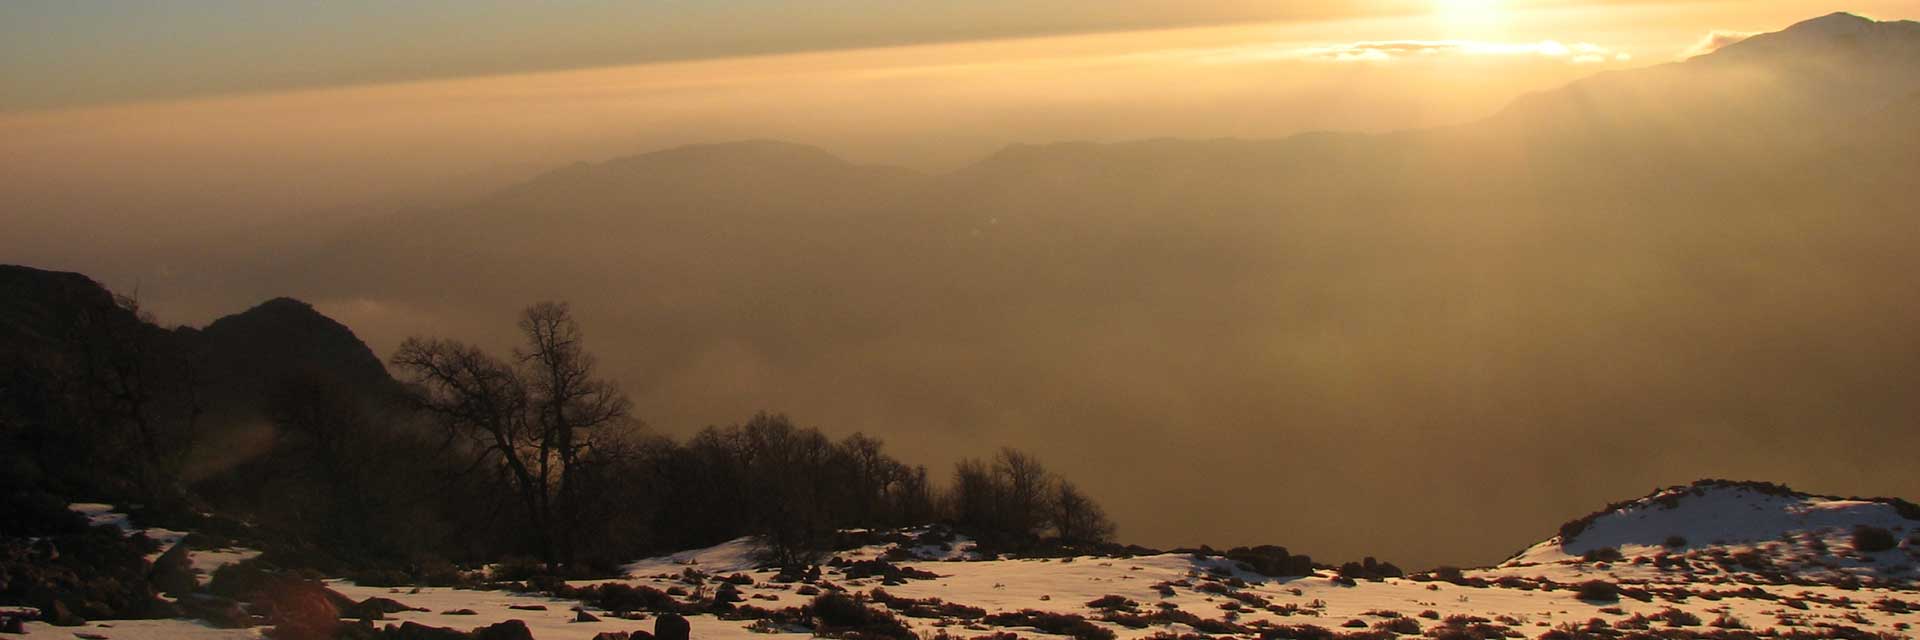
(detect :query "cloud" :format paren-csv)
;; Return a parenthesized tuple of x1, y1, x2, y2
(1201, 39, 1630, 64)
(1682, 30, 1759, 58)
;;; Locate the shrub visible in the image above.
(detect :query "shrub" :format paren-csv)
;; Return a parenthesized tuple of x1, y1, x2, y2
(1852, 526, 1897, 553)
(1265, 625, 1338, 640)
(808, 594, 914, 640)
(1652, 608, 1701, 627)
(811, 594, 870, 627)
(1575, 580, 1619, 602)
(1579, 547, 1623, 563)
(982, 610, 1116, 640)
(1374, 617, 1421, 635)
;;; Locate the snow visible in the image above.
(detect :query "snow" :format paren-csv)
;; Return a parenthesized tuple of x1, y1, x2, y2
(618, 536, 765, 577)
(15, 618, 262, 640)
(1507, 485, 1914, 566)
(1491, 484, 1918, 588)
(25, 491, 1920, 640)
(62, 503, 262, 585)
(326, 582, 801, 640)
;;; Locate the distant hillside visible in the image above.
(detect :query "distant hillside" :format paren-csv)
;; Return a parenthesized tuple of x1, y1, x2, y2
(1489, 480, 1920, 588)
(110, 12, 1920, 567)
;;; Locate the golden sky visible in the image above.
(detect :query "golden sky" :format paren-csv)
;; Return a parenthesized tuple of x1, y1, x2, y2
(3, 0, 1917, 229)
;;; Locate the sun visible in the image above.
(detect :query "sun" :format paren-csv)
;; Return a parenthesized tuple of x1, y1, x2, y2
(1434, 0, 1503, 24)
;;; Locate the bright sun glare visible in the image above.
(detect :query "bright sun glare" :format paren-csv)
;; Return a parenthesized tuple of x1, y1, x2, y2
(1435, 0, 1503, 24)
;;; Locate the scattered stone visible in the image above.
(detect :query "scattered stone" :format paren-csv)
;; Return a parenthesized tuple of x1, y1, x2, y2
(653, 614, 689, 640)
(506, 605, 546, 611)
(390, 621, 469, 640)
(43, 601, 84, 627)
(473, 620, 534, 640)
(347, 597, 422, 620)
(176, 594, 251, 629)
(442, 609, 478, 616)
(575, 610, 601, 623)
(148, 543, 197, 596)
(1, 617, 24, 634)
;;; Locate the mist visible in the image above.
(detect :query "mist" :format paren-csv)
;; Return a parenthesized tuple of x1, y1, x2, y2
(5, 6, 1920, 571)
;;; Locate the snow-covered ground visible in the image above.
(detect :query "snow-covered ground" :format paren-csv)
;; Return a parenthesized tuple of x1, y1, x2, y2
(12, 485, 1918, 640)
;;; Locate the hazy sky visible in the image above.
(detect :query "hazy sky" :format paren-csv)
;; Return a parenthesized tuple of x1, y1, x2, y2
(8, 0, 1915, 220)
(6, 1, 1916, 110)
(4, 1, 1920, 566)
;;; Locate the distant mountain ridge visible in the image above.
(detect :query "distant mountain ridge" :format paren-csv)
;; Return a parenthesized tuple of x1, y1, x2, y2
(1488, 480, 1919, 588)
(187, 11, 1920, 567)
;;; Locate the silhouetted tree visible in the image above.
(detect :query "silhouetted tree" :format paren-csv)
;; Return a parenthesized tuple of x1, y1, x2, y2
(392, 301, 634, 568)
(1049, 479, 1115, 545)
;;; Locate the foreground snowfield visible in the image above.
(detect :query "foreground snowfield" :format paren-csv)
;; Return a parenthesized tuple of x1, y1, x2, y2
(15, 482, 1919, 640)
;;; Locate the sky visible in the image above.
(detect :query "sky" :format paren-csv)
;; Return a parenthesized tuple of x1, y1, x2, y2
(4, 0, 1920, 567)
(8, 0, 1915, 218)
(5, 1, 1917, 112)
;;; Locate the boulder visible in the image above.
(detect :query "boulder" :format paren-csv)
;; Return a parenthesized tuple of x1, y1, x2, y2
(177, 594, 252, 628)
(472, 620, 534, 640)
(149, 543, 198, 596)
(2, 616, 26, 634)
(254, 579, 344, 640)
(653, 614, 689, 640)
(389, 621, 471, 640)
(346, 597, 421, 620)
(575, 610, 601, 623)
(43, 601, 84, 627)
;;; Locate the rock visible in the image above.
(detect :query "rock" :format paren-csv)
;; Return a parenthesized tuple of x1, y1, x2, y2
(254, 579, 343, 639)
(441, 610, 478, 616)
(177, 594, 252, 629)
(346, 597, 420, 621)
(75, 633, 109, 640)
(629, 632, 653, 640)
(390, 621, 470, 640)
(43, 601, 85, 627)
(472, 620, 534, 640)
(141, 599, 183, 619)
(713, 583, 742, 605)
(590, 633, 629, 640)
(1, 617, 25, 634)
(506, 605, 546, 611)
(332, 621, 378, 640)
(148, 543, 197, 596)
(574, 610, 601, 623)
(653, 614, 689, 640)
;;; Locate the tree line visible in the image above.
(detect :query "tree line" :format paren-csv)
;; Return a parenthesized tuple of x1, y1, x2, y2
(2, 278, 1114, 576)
(387, 301, 1115, 571)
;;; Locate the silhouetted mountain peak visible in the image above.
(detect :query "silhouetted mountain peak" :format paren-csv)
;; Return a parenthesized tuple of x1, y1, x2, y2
(621, 139, 848, 167)
(489, 139, 920, 211)
(0, 264, 137, 346)
(1790, 11, 1875, 31)
(198, 296, 391, 394)
(1707, 11, 1920, 63)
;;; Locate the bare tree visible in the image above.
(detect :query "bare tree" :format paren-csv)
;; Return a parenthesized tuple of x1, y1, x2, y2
(993, 447, 1053, 540)
(517, 301, 631, 566)
(1049, 479, 1115, 544)
(392, 301, 630, 567)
